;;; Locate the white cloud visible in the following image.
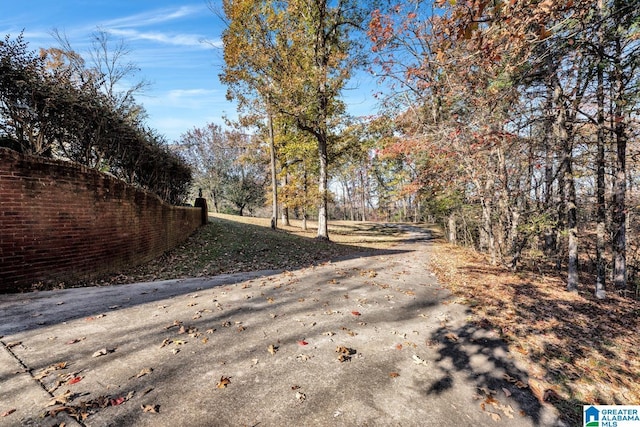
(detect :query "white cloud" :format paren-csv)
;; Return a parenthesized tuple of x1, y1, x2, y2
(100, 5, 207, 29)
(106, 28, 207, 47)
(168, 88, 218, 98)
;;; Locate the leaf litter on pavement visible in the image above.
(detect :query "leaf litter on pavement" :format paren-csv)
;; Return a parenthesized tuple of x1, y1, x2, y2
(34, 219, 559, 424)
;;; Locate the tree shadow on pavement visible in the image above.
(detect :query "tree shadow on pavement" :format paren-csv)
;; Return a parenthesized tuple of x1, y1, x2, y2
(420, 308, 555, 426)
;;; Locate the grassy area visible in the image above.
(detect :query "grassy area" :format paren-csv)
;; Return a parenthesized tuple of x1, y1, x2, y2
(95, 213, 407, 285)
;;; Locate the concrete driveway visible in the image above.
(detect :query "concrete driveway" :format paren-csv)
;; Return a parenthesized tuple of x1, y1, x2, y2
(0, 228, 564, 426)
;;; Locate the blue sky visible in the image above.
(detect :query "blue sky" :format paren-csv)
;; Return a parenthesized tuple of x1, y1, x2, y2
(1, 1, 379, 142)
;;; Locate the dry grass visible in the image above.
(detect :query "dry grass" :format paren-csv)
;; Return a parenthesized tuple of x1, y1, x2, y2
(427, 240, 640, 425)
(214, 213, 409, 248)
(91, 213, 406, 286)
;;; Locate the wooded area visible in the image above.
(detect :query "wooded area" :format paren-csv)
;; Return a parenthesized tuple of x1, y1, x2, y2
(2, 0, 638, 297)
(206, 0, 639, 298)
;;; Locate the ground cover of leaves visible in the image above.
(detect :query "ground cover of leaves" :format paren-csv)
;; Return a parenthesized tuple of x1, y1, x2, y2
(90, 214, 406, 286)
(426, 240, 640, 425)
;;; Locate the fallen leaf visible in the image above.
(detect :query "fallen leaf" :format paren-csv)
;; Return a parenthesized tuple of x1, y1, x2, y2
(268, 344, 278, 355)
(160, 338, 172, 348)
(338, 354, 351, 362)
(67, 376, 83, 385)
(206, 329, 215, 334)
(336, 346, 356, 355)
(351, 311, 361, 316)
(216, 376, 231, 389)
(485, 395, 499, 406)
(92, 348, 115, 358)
(323, 331, 335, 336)
(65, 338, 85, 345)
(295, 391, 306, 401)
(500, 403, 515, 419)
(488, 412, 501, 421)
(298, 340, 308, 346)
(389, 372, 400, 378)
(34, 362, 68, 379)
(341, 327, 357, 336)
(6, 341, 21, 349)
(141, 404, 159, 413)
(502, 387, 512, 397)
(296, 354, 311, 361)
(395, 344, 403, 350)
(528, 378, 545, 401)
(47, 390, 75, 407)
(412, 354, 428, 366)
(1, 409, 16, 417)
(134, 368, 153, 379)
(515, 345, 528, 355)
(444, 332, 458, 342)
(110, 396, 126, 406)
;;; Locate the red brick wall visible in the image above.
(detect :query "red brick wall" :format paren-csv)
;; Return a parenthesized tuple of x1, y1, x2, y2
(0, 148, 203, 292)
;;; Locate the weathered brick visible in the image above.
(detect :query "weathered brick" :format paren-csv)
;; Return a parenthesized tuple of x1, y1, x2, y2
(0, 148, 203, 292)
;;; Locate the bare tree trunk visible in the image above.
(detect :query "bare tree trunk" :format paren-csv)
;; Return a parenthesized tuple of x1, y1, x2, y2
(302, 168, 308, 231)
(595, 0, 607, 299)
(612, 11, 627, 290)
(448, 213, 457, 244)
(316, 130, 329, 240)
(281, 173, 290, 226)
(359, 168, 366, 222)
(566, 157, 579, 292)
(554, 78, 578, 291)
(269, 112, 278, 230)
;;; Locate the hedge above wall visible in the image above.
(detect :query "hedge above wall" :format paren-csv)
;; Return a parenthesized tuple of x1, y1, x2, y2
(0, 148, 204, 292)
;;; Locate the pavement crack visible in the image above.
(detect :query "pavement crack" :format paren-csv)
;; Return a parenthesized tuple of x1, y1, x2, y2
(0, 338, 88, 427)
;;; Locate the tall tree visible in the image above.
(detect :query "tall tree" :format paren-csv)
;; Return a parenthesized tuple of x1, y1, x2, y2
(221, 0, 369, 239)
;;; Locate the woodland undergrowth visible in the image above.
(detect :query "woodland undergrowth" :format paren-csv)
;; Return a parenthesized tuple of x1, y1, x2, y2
(428, 241, 640, 424)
